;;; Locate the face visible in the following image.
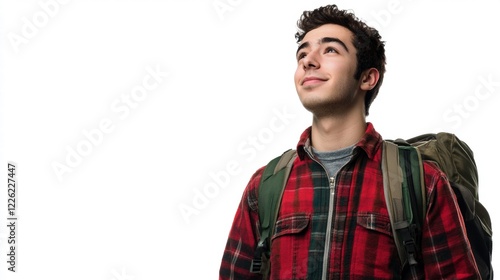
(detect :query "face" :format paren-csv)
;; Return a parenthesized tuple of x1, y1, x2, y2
(294, 24, 362, 116)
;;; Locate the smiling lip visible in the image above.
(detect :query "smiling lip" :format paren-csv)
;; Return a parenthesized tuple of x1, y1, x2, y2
(302, 76, 327, 86)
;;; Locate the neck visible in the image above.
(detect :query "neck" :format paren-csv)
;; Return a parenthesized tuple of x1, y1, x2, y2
(310, 110, 366, 152)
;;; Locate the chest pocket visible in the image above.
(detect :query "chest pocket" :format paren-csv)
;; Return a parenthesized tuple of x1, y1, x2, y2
(357, 212, 392, 236)
(272, 212, 310, 240)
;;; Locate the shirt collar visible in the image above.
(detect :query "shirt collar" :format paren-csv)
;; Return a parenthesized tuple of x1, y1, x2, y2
(296, 122, 382, 160)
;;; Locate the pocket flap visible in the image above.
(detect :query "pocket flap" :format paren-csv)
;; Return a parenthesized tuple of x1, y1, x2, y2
(272, 213, 310, 240)
(357, 212, 392, 236)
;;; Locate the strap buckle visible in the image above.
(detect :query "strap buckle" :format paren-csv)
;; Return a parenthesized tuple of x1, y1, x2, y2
(250, 238, 268, 273)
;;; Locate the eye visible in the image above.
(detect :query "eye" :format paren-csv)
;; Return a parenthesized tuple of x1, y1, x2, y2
(297, 52, 307, 61)
(325, 47, 337, 54)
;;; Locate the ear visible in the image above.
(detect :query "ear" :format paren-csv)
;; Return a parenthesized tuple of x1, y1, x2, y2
(359, 68, 380, 91)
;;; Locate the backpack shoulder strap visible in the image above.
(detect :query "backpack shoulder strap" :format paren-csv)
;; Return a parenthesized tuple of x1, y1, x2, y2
(250, 149, 296, 274)
(382, 140, 426, 268)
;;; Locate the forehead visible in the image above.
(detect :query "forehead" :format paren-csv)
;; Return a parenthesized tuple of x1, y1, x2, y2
(300, 24, 354, 48)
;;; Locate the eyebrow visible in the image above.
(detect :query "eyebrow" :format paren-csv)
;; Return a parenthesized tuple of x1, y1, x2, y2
(296, 37, 350, 55)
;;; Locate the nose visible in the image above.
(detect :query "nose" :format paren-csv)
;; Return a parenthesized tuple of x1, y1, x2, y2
(302, 50, 319, 70)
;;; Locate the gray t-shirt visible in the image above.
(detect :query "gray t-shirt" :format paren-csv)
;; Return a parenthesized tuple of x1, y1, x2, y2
(313, 145, 355, 178)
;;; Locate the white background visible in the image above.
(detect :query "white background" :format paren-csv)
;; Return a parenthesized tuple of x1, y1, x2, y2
(0, 0, 499, 279)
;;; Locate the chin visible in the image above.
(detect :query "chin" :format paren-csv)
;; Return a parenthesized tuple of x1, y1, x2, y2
(298, 93, 330, 107)
(300, 99, 329, 114)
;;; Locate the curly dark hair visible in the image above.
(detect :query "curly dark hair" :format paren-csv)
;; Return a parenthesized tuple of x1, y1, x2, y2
(295, 5, 386, 116)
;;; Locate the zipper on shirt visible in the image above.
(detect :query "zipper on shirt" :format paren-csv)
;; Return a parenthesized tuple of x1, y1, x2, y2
(321, 176, 336, 280)
(329, 177, 335, 194)
(304, 147, 355, 279)
(303, 149, 335, 279)
(320, 158, 354, 279)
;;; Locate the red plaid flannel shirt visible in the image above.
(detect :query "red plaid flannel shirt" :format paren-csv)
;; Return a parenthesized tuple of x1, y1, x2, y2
(220, 123, 480, 279)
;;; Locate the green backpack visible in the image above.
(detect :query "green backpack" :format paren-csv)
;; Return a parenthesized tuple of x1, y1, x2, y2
(250, 133, 493, 279)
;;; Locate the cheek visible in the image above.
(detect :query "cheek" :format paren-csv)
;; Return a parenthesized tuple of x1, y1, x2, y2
(325, 63, 357, 85)
(324, 60, 344, 72)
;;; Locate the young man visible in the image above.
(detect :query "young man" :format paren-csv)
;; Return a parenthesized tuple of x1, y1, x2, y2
(219, 4, 480, 279)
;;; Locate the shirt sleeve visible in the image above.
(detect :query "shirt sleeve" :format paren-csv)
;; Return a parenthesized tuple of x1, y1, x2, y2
(219, 167, 264, 280)
(421, 162, 481, 279)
